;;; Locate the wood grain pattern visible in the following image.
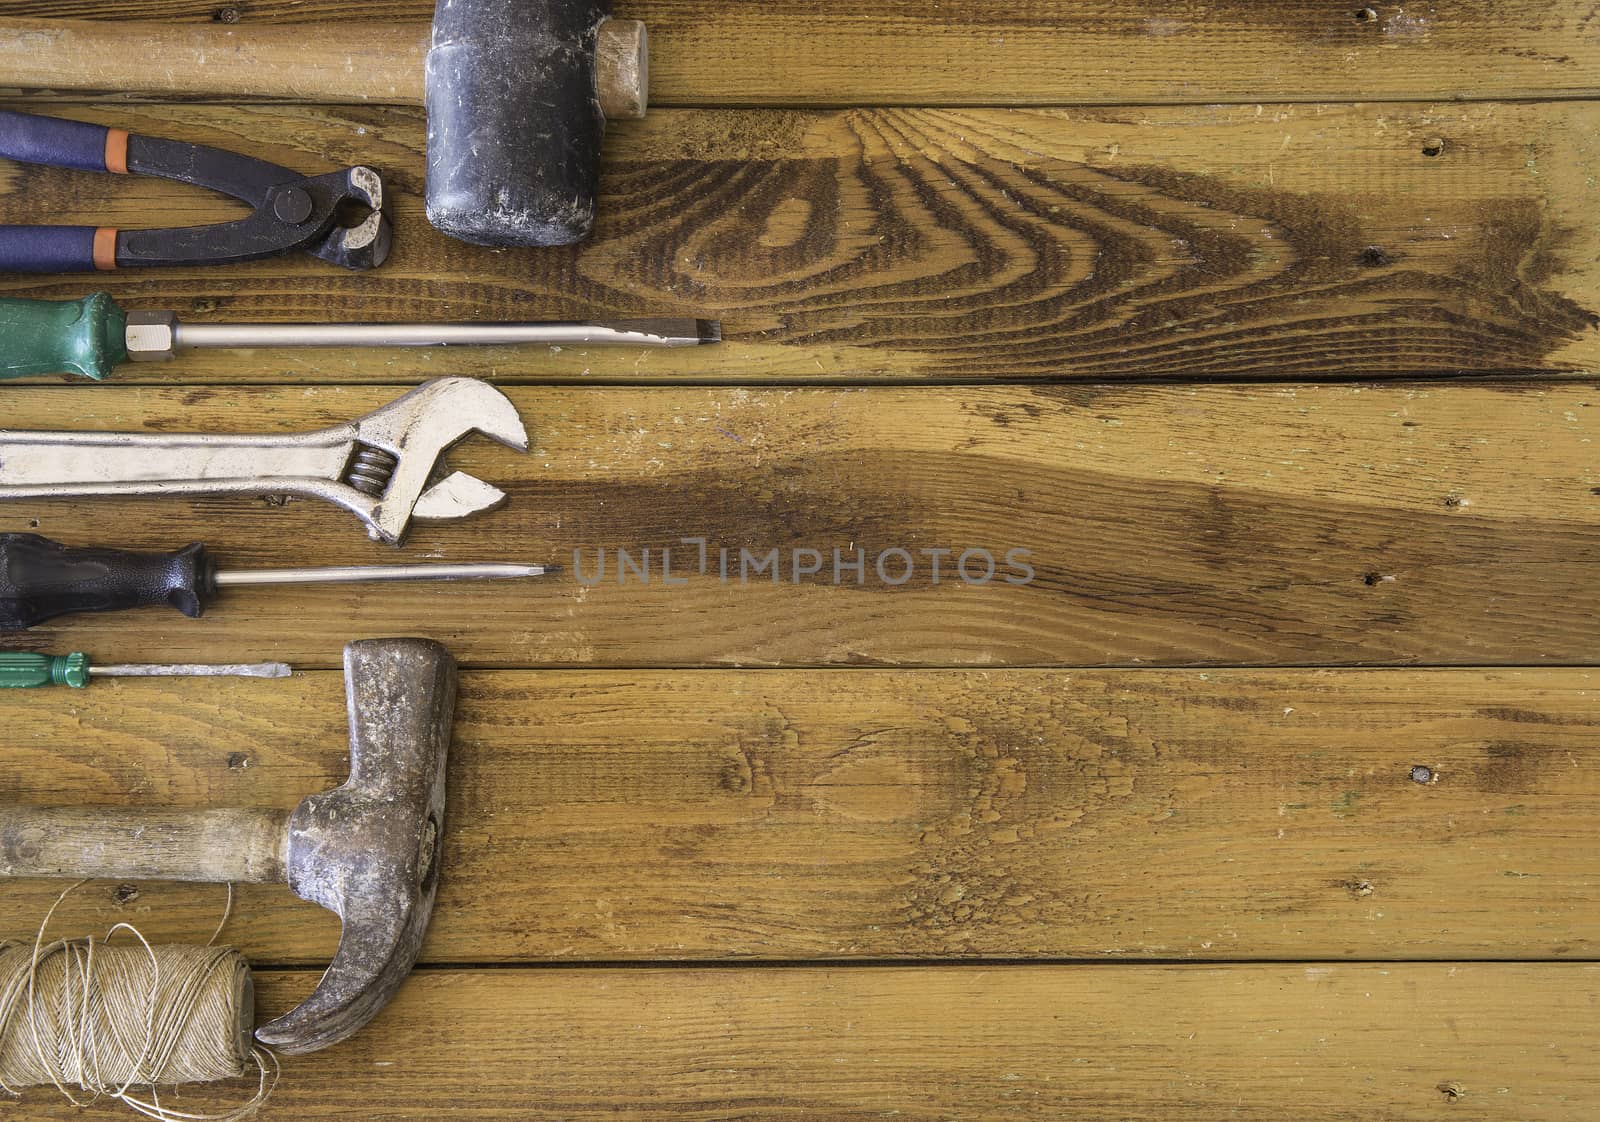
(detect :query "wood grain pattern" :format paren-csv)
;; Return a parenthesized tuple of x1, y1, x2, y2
(3, 668, 1597, 963)
(6, 1, 1600, 106)
(0, 101, 1596, 382)
(1, 382, 1599, 668)
(11, 964, 1600, 1120)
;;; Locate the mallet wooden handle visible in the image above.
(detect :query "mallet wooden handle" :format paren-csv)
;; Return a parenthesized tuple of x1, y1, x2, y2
(0, 806, 290, 884)
(0, 16, 647, 120)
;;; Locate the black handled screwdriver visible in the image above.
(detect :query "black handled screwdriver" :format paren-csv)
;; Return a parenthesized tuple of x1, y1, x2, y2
(0, 533, 552, 631)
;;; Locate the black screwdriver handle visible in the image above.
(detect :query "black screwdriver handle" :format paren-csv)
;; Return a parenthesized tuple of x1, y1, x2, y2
(0, 534, 218, 631)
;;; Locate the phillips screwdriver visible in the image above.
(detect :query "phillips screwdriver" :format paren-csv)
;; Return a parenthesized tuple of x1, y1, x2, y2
(0, 650, 291, 688)
(0, 533, 552, 631)
(0, 293, 722, 381)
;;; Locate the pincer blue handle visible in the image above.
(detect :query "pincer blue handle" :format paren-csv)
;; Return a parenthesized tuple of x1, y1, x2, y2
(0, 110, 123, 173)
(0, 112, 127, 272)
(0, 112, 123, 272)
(0, 226, 105, 273)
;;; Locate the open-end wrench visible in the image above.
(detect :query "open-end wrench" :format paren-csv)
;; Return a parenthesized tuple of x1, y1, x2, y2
(0, 378, 527, 544)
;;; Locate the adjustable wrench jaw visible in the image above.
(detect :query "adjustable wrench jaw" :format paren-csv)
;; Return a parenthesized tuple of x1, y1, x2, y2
(0, 378, 528, 544)
(344, 378, 530, 543)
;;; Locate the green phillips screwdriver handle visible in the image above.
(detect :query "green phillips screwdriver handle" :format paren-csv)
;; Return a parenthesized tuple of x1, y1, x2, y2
(0, 650, 90, 688)
(0, 292, 128, 381)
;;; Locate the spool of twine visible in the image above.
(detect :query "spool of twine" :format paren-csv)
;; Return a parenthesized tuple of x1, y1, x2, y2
(0, 935, 273, 1120)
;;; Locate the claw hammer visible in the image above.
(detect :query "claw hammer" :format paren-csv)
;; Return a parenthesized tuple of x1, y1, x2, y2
(0, 638, 457, 1054)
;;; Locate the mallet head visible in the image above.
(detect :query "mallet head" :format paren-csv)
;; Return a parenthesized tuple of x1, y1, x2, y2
(254, 638, 456, 1054)
(424, 0, 614, 246)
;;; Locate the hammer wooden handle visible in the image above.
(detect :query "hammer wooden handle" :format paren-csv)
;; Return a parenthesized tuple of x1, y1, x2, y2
(0, 17, 647, 120)
(0, 806, 290, 884)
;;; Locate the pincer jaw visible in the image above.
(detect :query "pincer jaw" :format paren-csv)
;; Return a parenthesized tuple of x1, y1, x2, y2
(309, 166, 393, 271)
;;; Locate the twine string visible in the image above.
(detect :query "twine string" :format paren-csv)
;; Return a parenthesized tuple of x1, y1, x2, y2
(0, 883, 278, 1121)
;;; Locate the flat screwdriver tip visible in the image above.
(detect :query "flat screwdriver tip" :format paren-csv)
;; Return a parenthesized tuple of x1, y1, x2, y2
(698, 319, 722, 345)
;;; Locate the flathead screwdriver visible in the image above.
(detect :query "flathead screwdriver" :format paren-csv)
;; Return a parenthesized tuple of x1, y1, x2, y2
(0, 651, 291, 688)
(0, 292, 721, 381)
(0, 534, 552, 631)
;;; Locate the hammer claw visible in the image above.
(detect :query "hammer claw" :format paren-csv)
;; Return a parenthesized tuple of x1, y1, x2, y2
(254, 893, 428, 1055)
(266, 638, 455, 1053)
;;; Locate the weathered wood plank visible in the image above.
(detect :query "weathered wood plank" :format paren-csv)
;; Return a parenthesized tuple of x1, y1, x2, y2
(0, 101, 1595, 382)
(7, 2, 1600, 105)
(1, 382, 1598, 667)
(3, 668, 1596, 963)
(11, 964, 1599, 1120)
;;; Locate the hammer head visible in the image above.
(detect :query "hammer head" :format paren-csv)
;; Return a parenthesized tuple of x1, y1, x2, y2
(254, 638, 456, 1055)
(425, 0, 612, 246)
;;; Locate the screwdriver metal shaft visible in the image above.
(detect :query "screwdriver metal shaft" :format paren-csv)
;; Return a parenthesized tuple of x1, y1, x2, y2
(214, 561, 551, 587)
(91, 662, 293, 679)
(149, 317, 721, 354)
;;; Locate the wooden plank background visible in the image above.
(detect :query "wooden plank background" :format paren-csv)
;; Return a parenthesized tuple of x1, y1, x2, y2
(6, 668, 1599, 963)
(0, 2, 1597, 1119)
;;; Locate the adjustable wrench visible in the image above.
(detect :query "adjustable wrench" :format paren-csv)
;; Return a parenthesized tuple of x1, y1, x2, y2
(0, 378, 527, 544)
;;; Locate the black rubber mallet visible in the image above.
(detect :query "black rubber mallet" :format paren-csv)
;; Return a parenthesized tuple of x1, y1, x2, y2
(426, 0, 633, 247)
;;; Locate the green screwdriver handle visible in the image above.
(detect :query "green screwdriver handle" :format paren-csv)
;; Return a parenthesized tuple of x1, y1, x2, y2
(0, 651, 89, 688)
(0, 292, 127, 381)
